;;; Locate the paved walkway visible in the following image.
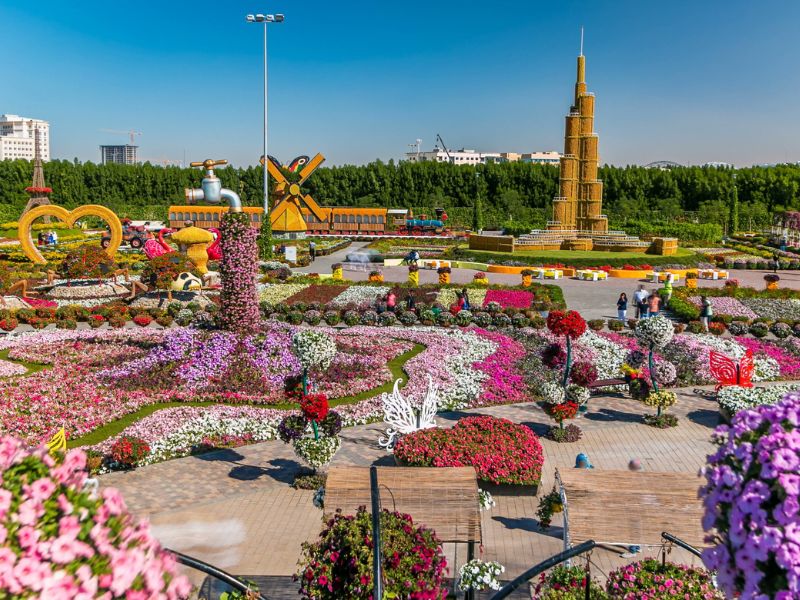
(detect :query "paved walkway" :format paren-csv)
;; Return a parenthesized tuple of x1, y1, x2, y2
(101, 385, 720, 594)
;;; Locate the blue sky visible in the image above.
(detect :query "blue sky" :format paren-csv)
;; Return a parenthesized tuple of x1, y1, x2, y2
(2, 0, 799, 167)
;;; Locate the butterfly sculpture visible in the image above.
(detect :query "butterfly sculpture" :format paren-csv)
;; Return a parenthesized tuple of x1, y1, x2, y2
(378, 376, 439, 451)
(710, 349, 754, 390)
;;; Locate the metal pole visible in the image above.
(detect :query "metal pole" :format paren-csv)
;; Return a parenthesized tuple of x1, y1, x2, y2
(370, 466, 382, 600)
(262, 21, 269, 214)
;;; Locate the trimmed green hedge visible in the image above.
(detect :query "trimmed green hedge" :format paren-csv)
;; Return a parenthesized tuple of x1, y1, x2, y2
(450, 248, 700, 269)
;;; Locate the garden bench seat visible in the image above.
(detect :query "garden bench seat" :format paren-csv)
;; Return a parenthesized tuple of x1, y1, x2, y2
(587, 378, 626, 389)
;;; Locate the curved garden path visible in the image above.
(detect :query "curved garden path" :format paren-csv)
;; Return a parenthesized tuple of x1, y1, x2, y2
(99, 383, 725, 595)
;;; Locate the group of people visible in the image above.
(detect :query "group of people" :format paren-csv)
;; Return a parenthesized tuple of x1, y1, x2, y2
(373, 287, 472, 316)
(36, 230, 59, 246)
(617, 282, 671, 321)
(402, 250, 420, 265)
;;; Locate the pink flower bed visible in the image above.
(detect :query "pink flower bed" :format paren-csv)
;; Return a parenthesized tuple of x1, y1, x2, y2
(734, 336, 800, 377)
(471, 329, 527, 405)
(483, 289, 535, 309)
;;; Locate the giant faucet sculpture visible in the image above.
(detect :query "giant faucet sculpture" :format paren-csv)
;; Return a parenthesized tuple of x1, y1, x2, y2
(184, 159, 242, 212)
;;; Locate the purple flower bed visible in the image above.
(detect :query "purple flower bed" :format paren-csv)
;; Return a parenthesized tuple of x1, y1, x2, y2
(688, 296, 758, 319)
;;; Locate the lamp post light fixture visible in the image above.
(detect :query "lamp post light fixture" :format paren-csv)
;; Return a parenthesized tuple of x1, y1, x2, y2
(245, 11, 284, 217)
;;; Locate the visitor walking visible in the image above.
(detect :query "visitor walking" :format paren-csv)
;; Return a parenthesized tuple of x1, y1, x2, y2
(700, 296, 712, 332)
(647, 292, 662, 318)
(634, 285, 649, 319)
(461, 288, 471, 311)
(616, 293, 628, 322)
(662, 273, 674, 305)
(309, 241, 316, 262)
(773, 252, 780, 274)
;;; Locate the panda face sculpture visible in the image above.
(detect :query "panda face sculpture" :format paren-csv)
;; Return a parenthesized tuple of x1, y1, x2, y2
(171, 272, 202, 292)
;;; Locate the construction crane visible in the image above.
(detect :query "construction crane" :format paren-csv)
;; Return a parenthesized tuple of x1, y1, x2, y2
(100, 129, 142, 145)
(435, 133, 452, 163)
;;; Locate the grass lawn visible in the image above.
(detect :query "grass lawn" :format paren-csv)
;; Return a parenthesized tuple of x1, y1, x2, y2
(460, 246, 694, 261)
(0, 227, 86, 240)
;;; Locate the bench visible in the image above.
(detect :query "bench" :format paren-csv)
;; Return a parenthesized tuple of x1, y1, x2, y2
(587, 378, 626, 389)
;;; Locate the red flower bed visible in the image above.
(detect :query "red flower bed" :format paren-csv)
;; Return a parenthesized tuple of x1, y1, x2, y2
(546, 310, 586, 339)
(394, 415, 544, 485)
(110, 435, 150, 468)
(284, 284, 348, 306)
(483, 289, 534, 309)
(132, 314, 153, 327)
(24, 297, 57, 309)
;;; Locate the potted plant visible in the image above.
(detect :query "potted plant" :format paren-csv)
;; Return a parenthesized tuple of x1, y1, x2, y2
(685, 270, 698, 289)
(408, 263, 419, 286)
(521, 268, 534, 287)
(764, 273, 780, 290)
(437, 265, 451, 284)
(473, 271, 489, 285)
(368, 269, 384, 282)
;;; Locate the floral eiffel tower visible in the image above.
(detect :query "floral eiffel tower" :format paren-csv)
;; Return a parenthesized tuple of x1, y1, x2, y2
(22, 123, 52, 217)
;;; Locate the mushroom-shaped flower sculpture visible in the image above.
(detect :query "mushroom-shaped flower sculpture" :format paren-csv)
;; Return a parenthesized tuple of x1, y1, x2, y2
(170, 226, 215, 274)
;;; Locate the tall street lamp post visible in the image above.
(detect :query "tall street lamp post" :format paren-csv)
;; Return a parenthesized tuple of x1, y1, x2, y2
(246, 12, 284, 256)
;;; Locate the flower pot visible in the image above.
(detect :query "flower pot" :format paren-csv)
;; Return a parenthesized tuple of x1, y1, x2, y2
(480, 481, 540, 498)
(766, 282, 778, 290)
(522, 274, 532, 287)
(408, 271, 419, 286)
(578, 404, 588, 414)
(332, 267, 343, 280)
(439, 273, 451, 285)
(686, 278, 697, 289)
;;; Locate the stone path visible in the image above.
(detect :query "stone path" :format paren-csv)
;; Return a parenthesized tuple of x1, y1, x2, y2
(101, 385, 721, 595)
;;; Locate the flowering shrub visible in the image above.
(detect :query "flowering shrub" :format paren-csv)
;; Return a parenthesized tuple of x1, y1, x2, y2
(635, 316, 674, 349)
(546, 423, 582, 443)
(565, 384, 590, 405)
(220, 212, 260, 332)
(292, 329, 336, 371)
(543, 401, 579, 423)
(542, 343, 567, 369)
(643, 390, 677, 411)
(701, 393, 800, 598)
(142, 252, 196, 291)
(570, 361, 598, 386)
(606, 559, 722, 599)
(0, 436, 191, 598)
(394, 416, 544, 485)
(296, 507, 447, 599)
(458, 559, 504, 591)
(300, 393, 329, 422)
(531, 565, 607, 599)
(292, 436, 341, 469)
(110, 435, 151, 467)
(133, 313, 153, 327)
(546, 311, 586, 339)
(478, 488, 495, 511)
(539, 381, 566, 404)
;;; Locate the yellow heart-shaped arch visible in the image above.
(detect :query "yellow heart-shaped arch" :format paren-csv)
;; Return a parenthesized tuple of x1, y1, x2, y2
(17, 205, 123, 264)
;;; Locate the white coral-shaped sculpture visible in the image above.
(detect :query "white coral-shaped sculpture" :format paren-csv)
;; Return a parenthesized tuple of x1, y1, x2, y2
(378, 375, 438, 450)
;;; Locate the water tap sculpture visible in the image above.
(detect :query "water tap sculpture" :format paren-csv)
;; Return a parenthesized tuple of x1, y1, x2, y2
(184, 159, 241, 211)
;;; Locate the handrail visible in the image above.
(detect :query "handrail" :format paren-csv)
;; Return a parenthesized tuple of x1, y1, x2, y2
(168, 549, 267, 600)
(661, 532, 703, 559)
(488, 540, 596, 599)
(370, 466, 383, 600)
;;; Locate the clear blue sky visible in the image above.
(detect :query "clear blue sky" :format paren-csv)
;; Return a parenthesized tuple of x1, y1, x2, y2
(2, 0, 799, 167)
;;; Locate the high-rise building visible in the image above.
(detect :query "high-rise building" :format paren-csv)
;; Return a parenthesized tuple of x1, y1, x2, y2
(0, 115, 50, 161)
(549, 51, 607, 234)
(100, 145, 138, 165)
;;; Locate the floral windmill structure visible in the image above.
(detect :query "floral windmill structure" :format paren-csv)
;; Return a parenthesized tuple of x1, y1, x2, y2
(266, 153, 327, 234)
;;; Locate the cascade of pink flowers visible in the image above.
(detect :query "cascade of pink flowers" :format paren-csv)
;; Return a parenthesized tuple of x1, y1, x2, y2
(219, 213, 260, 332)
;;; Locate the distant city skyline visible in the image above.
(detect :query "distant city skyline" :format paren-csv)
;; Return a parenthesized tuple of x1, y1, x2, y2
(2, 1, 799, 168)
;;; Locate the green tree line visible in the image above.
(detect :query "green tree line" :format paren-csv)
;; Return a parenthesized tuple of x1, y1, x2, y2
(0, 158, 795, 230)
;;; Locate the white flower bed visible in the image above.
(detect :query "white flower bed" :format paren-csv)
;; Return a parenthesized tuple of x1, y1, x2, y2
(718, 384, 799, 415)
(328, 285, 391, 309)
(48, 282, 129, 299)
(258, 283, 309, 304)
(458, 559, 505, 591)
(741, 298, 800, 321)
(579, 331, 628, 381)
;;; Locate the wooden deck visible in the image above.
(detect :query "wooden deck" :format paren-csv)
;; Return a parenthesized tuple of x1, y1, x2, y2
(324, 466, 482, 543)
(557, 469, 707, 549)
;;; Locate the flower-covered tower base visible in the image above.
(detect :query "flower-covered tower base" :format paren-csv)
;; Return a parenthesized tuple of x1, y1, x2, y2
(219, 212, 260, 332)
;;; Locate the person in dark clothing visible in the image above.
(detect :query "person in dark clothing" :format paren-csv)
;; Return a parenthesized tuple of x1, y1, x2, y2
(616, 293, 628, 321)
(309, 241, 317, 262)
(461, 288, 471, 311)
(773, 252, 780, 274)
(406, 292, 416, 313)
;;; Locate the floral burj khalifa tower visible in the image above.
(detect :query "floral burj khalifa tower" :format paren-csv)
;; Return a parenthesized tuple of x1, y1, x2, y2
(548, 34, 608, 236)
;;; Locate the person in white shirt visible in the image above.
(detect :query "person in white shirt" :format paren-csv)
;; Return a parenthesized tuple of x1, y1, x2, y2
(633, 285, 649, 319)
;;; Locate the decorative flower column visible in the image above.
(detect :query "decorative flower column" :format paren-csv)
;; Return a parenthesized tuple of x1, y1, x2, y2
(546, 310, 587, 388)
(408, 264, 419, 286)
(764, 274, 780, 290)
(219, 212, 260, 332)
(634, 315, 675, 417)
(291, 329, 337, 423)
(521, 269, 533, 287)
(438, 266, 451, 284)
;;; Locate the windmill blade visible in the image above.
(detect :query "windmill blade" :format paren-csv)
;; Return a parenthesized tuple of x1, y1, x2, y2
(297, 153, 325, 185)
(267, 159, 288, 185)
(303, 193, 327, 222)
